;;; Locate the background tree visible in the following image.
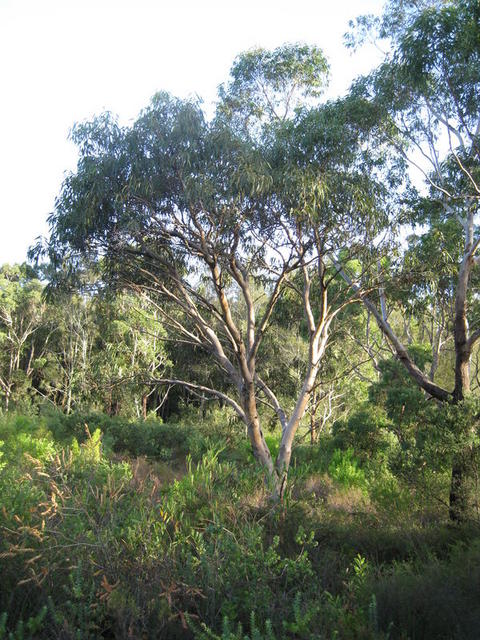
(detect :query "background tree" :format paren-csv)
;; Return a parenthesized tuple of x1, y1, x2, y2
(345, 0, 480, 518)
(92, 293, 171, 418)
(0, 264, 46, 411)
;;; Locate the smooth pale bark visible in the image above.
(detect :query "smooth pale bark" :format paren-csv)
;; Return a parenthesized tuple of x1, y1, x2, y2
(130, 213, 345, 502)
(243, 381, 275, 474)
(274, 362, 321, 498)
(273, 324, 330, 496)
(271, 253, 333, 499)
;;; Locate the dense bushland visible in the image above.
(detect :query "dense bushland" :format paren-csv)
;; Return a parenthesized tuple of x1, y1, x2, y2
(2, 1, 480, 637)
(1, 409, 479, 640)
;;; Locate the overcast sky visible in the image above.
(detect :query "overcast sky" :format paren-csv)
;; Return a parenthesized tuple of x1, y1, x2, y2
(0, 0, 384, 265)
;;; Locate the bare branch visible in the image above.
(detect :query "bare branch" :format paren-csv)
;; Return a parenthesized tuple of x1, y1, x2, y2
(151, 377, 247, 423)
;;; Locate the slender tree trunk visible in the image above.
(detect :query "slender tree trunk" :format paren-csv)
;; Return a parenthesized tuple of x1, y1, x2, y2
(310, 388, 319, 445)
(66, 386, 72, 415)
(243, 381, 274, 475)
(449, 252, 474, 522)
(453, 252, 471, 403)
(274, 360, 321, 499)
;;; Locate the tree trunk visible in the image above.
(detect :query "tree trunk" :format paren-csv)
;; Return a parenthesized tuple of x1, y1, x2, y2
(310, 388, 319, 445)
(449, 252, 474, 522)
(449, 455, 470, 522)
(66, 386, 72, 415)
(274, 362, 321, 500)
(243, 382, 274, 475)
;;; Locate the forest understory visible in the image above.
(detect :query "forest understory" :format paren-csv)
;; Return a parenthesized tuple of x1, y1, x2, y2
(1, 409, 479, 640)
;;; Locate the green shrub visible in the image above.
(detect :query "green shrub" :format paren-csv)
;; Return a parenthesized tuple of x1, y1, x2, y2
(192, 613, 277, 640)
(0, 413, 56, 465)
(46, 410, 212, 462)
(328, 448, 367, 490)
(332, 405, 394, 463)
(369, 470, 412, 515)
(0, 607, 47, 640)
(373, 540, 480, 639)
(1, 411, 480, 639)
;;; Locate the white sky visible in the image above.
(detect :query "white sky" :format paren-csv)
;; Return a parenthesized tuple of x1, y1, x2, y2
(0, 0, 384, 265)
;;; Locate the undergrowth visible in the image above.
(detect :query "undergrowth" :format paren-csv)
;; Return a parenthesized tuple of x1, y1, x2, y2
(0, 411, 479, 639)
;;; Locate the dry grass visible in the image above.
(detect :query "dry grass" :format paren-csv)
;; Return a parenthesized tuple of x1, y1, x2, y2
(327, 485, 372, 515)
(129, 456, 184, 501)
(302, 473, 334, 502)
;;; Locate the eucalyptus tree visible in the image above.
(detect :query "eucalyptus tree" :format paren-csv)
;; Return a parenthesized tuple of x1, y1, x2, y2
(39, 45, 390, 495)
(44, 293, 96, 413)
(92, 293, 171, 418)
(345, 0, 480, 518)
(39, 98, 303, 493)
(218, 44, 329, 130)
(0, 264, 46, 411)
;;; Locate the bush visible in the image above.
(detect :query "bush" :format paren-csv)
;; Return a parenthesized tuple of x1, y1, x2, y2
(373, 540, 480, 639)
(0, 413, 56, 465)
(43, 409, 212, 462)
(1, 411, 480, 639)
(328, 448, 367, 490)
(332, 405, 395, 464)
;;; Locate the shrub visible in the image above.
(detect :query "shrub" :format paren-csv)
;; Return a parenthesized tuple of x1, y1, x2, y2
(332, 405, 394, 463)
(373, 540, 480, 639)
(328, 448, 367, 490)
